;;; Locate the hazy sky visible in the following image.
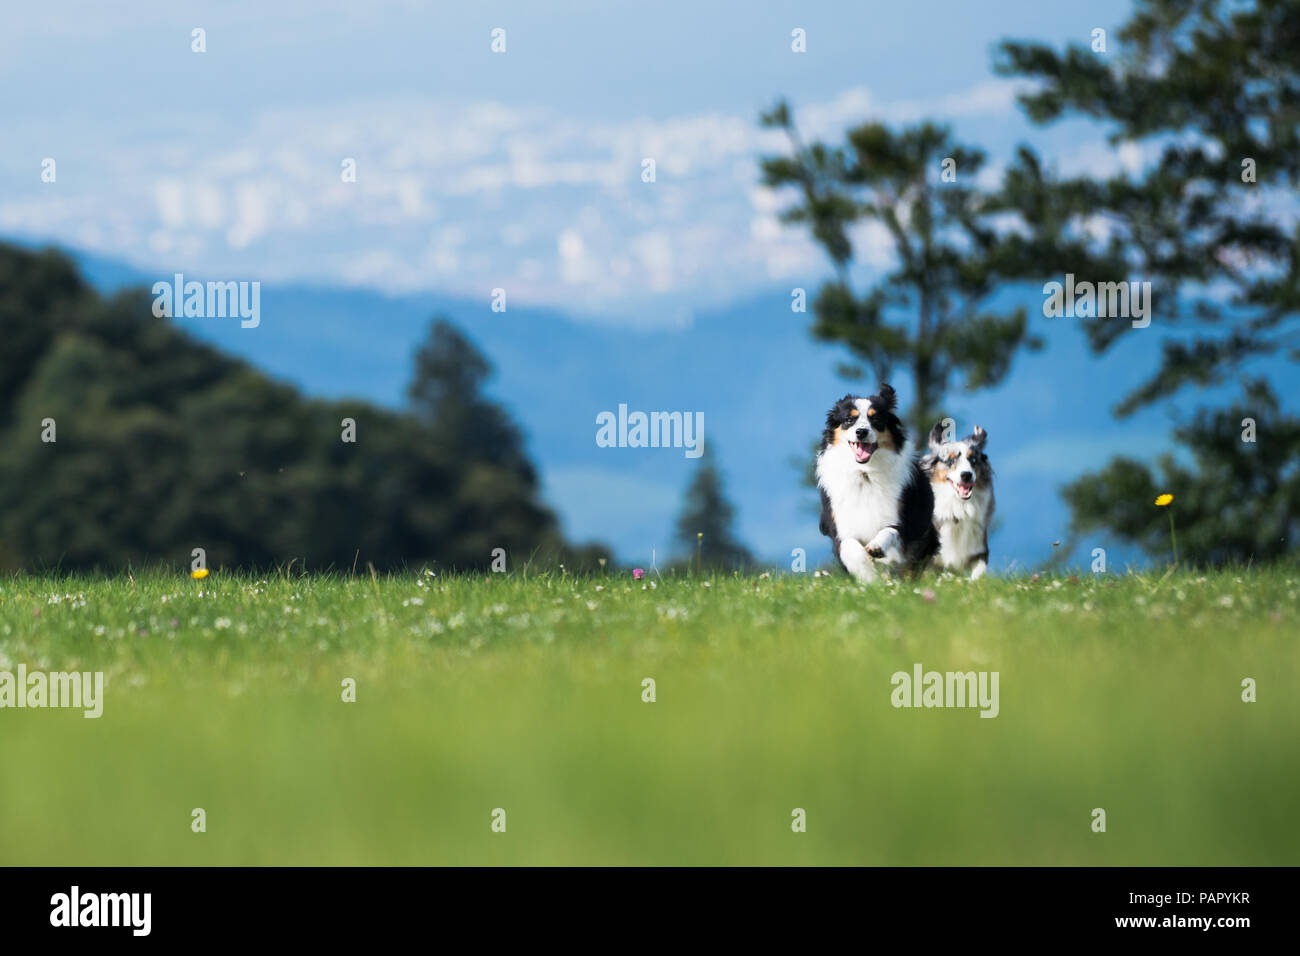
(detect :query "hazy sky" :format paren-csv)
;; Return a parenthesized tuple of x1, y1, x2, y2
(3, 0, 1133, 320)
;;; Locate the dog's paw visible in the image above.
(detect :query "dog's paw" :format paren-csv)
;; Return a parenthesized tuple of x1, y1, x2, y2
(865, 528, 902, 564)
(839, 539, 877, 582)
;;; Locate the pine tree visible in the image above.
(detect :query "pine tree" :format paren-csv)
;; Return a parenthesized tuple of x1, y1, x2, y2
(759, 103, 1043, 434)
(995, 0, 1300, 562)
(996, 0, 1300, 415)
(673, 455, 754, 572)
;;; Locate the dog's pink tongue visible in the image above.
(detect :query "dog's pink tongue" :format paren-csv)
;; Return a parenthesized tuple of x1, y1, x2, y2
(854, 445, 872, 463)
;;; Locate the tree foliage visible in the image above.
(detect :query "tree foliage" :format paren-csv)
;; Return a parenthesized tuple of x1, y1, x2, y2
(996, 0, 1300, 563)
(673, 455, 754, 572)
(1063, 382, 1298, 564)
(996, 0, 1300, 414)
(759, 103, 1043, 434)
(0, 244, 608, 572)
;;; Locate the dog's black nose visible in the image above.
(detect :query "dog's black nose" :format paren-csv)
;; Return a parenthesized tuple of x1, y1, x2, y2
(960, 470, 973, 483)
(855, 427, 869, 440)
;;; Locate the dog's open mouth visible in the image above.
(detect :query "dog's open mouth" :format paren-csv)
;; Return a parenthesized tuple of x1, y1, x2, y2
(848, 440, 877, 464)
(953, 479, 975, 499)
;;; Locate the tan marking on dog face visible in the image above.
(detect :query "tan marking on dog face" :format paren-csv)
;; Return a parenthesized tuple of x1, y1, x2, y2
(832, 424, 847, 446)
(930, 460, 950, 484)
(874, 422, 896, 450)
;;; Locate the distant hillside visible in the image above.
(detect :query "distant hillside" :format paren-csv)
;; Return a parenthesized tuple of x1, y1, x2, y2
(0, 243, 607, 572)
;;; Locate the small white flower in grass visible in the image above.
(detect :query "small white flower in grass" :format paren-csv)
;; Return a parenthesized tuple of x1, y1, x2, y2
(215, 617, 231, 629)
(1218, 595, 1234, 608)
(402, 597, 425, 607)
(595, 585, 604, 592)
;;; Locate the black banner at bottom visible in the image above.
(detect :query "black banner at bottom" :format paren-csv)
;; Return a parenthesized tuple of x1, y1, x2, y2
(2, 866, 1282, 941)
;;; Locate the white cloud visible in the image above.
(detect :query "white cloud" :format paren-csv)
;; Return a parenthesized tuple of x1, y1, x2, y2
(1, 79, 1028, 319)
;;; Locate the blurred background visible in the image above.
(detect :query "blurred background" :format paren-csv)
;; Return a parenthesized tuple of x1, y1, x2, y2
(1, 0, 1296, 573)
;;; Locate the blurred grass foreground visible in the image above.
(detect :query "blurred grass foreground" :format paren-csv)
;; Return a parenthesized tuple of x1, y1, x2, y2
(1, 568, 1296, 865)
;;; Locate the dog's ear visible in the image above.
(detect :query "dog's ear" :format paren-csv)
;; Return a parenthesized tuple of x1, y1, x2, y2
(970, 425, 987, 449)
(876, 383, 897, 412)
(928, 421, 946, 452)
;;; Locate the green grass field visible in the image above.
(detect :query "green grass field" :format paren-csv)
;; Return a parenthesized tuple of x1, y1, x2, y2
(1, 567, 1296, 865)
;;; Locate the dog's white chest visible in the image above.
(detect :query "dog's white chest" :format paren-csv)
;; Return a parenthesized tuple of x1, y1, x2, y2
(934, 485, 991, 567)
(818, 455, 905, 544)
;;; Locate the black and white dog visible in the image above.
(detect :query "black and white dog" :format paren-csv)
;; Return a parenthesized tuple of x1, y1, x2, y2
(923, 423, 995, 579)
(817, 386, 938, 582)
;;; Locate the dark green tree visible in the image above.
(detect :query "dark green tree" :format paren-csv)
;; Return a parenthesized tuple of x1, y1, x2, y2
(403, 318, 574, 570)
(759, 103, 1043, 434)
(673, 453, 754, 572)
(996, 0, 1300, 414)
(1063, 381, 1298, 564)
(995, 0, 1300, 562)
(0, 244, 609, 572)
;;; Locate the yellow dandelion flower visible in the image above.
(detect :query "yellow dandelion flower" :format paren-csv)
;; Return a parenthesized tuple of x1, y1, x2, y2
(191, 568, 209, 579)
(1154, 494, 1173, 507)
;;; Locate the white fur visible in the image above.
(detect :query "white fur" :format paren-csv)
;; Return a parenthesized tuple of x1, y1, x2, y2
(818, 426, 914, 583)
(932, 479, 993, 579)
(838, 538, 876, 582)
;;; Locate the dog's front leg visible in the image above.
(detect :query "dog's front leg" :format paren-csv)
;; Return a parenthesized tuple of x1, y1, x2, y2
(969, 556, 988, 580)
(865, 527, 903, 566)
(839, 539, 877, 583)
